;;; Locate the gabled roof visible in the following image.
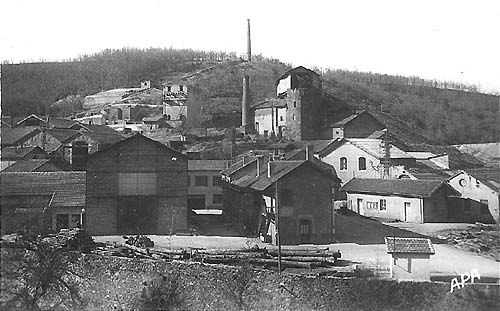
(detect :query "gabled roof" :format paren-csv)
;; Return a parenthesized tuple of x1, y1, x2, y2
(76, 123, 121, 135)
(143, 115, 166, 122)
(87, 133, 186, 160)
(0, 172, 86, 207)
(1, 159, 55, 172)
(252, 98, 287, 110)
(385, 237, 435, 254)
(343, 178, 461, 198)
(409, 144, 484, 169)
(188, 160, 227, 171)
(276, 66, 320, 84)
(1, 146, 47, 160)
(328, 110, 383, 129)
(79, 131, 124, 145)
(45, 128, 81, 143)
(348, 139, 412, 159)
(1, 126, 40, 146)
(15, 115, 76, 128)
(406, 161, 453, 181)
(450, 168, 500, 193)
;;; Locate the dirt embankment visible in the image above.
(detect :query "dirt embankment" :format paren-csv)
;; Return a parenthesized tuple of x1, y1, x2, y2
(72, 255, 499, 311)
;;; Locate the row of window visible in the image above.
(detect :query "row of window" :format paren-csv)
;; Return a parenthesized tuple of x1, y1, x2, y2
(340, 157, 367, 171)
(188, 175, 222, 187)
(366, 199, 387, 211)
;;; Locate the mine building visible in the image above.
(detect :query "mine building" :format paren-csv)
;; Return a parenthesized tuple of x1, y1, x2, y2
(85, 134, 188, 235)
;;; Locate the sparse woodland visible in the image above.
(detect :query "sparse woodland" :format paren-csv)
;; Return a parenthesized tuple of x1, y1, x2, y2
(2, 48, 498, 144)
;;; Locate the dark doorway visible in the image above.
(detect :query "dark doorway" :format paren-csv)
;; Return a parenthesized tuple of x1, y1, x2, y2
(117, 197, 158, 234)
(188, 195, 205, 227)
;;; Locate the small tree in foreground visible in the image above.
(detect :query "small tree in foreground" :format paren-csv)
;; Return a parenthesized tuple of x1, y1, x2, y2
(0, 229, 84, 311)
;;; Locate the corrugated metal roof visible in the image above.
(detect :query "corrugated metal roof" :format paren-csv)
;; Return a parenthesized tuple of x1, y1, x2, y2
(342, 178, 459, 198)
(1, 172, 86, 207)
(385, 237, 435, 254)
(188, 160, 227, 171)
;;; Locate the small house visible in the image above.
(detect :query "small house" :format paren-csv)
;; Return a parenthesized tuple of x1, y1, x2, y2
(447, 168, 500, 223)
(343, 178, 461, 223)
(0, 172, 86, 234)
(142, 115, 172, 131)
(385, 237, 435, 281)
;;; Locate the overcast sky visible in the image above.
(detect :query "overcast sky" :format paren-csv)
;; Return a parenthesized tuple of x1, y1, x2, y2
(1, 0, 499, 92)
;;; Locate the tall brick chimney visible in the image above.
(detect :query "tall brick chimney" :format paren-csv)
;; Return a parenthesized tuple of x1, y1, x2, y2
(247, 19, 251, 62)
(242, 75, 251, 131)
(306, 145, 314, 161)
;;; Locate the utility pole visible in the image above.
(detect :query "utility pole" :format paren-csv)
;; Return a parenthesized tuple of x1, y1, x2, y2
(275, 180, 282, 274)
(381, 129, 391, 179)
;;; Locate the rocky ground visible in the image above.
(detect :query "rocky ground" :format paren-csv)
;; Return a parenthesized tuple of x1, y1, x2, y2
(437, 223, 500, 261)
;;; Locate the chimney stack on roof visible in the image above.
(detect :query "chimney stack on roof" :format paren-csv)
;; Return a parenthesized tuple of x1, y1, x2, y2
(267, 161, 273, 179)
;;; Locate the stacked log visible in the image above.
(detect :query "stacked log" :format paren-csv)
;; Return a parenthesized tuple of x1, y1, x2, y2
(93, 244, 341, 270)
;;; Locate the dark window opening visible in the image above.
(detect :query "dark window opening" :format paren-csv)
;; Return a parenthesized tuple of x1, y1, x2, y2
(358, 157, 367, 171)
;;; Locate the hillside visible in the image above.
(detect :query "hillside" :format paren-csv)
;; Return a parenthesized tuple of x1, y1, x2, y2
(321, 70, 499, 144)
(2, 48, 498, 144)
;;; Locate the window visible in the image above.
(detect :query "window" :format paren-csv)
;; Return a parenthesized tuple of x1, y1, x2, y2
(366, 201, 379, 210)
(119, 173, 157, 195)
(167, 86, 172, 92)
(213, 194, 222, 204)
(179, 85, 183, 92)
(212, 175, 222, 187)
(293, 101, 297, 108)
(280, 116, 284, 121)
(358, 157, 367, 171)
(195, 175, 209, 187)
(340, 157, 348, 170)
(380, 199, 387, 211)
(292, 114, 296, 121)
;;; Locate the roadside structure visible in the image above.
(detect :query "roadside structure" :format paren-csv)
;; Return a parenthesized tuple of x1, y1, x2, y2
(343, 178, 461, 223)
(85, 134, 188, 235)
(385, 237, 435, 281)
(447, 168, 500, 223)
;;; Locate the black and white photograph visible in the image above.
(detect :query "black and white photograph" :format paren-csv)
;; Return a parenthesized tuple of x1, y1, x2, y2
(1, 0, 499, 310)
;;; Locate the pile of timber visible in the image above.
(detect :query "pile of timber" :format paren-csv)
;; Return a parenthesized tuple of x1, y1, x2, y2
(42, 228, 95, 253)
(93, 244, 341, 269)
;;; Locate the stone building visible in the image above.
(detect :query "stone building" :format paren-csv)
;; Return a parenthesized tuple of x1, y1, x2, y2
(221, 153, 339, 245)
(85, 134, 188, 235)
